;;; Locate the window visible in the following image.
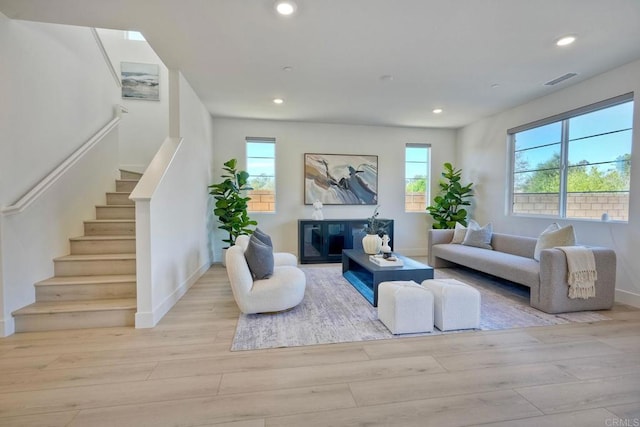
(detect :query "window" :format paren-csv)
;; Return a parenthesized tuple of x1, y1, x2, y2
(246, 137, 276, 213)
(405, 144, 430, 212)
(510, 93, 633, 221)
(125, 31, 146, 41)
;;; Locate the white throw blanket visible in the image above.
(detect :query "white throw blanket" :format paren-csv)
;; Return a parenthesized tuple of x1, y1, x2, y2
(556, 246, 597, 299)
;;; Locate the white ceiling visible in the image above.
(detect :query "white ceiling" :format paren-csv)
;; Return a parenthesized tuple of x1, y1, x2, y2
(2, 0, 640, 128)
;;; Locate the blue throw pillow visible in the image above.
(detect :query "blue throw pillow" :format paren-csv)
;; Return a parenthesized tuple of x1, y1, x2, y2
(245, 234, 274, 280)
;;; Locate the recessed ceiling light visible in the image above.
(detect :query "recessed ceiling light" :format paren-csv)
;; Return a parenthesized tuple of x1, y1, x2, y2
(556, 35, 576, 47)
(282, 66, 293, 72)
(275, 1, 296, 15)
(379, 74, 394, 82)
(273, 98, 284, 104)
(433, 108, 443, 114)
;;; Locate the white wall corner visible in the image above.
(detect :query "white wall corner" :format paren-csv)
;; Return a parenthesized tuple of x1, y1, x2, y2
(0, 317, 15, 337)
(615, 289, 640, 309)
(135, 261, 210, 328)
(169, 69, 181, 138)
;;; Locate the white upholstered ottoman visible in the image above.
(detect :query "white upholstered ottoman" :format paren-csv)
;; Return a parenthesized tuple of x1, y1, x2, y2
(422, 279, 480, 331)
(377, 281, 434, 334)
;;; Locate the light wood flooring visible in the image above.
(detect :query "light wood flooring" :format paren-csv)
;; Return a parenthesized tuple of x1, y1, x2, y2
(1, 263, 639, 426)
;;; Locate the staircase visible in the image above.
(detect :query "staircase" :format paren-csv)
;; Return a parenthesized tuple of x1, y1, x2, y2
(12, 170, 141, 332)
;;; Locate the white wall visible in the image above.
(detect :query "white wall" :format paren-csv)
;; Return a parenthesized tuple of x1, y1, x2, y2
(0, 14, 121, 335)
(0, 15, 119, 206)
(96, 28, 169, 173)
(457, 59, 640, 307)
(132, 72, 214, 327)
(211, 118, 457, 262)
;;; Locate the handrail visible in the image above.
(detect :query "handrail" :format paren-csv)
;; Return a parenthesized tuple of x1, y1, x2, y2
(1, 116, 121, 216)
(130, 137, 183, 202)
(91, 28, 121, 88)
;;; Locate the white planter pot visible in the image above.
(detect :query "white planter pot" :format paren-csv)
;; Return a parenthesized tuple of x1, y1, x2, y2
(362, 234, 382, 255)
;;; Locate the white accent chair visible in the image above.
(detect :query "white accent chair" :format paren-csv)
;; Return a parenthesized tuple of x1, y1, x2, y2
(377, 281, 434, 334)
(422, 279, 481, 331)
(236, 235, 298, 266)
(225, 243, 306, 314)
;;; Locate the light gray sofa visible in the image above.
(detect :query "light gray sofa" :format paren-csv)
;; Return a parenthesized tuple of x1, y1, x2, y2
(428, 229, 616, 314)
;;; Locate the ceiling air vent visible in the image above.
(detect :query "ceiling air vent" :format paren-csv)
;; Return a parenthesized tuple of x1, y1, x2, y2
(545, 72, 578, 86)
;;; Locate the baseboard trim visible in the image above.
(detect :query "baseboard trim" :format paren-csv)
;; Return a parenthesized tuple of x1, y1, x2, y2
(615, 289, 640, 308)
(0, 317, 15, 337)
(135, 261, 211, 328)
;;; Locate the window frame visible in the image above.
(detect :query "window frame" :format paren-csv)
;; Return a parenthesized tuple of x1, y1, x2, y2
(404, 143, 431, 213)
(246, 137, 276, 214)
(508, 92, 633, 222)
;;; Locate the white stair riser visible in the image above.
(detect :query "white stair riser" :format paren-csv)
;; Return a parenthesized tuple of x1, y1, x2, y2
(106, 193, 134, 205)
(70, 239, 136, 255)
(36, 282, 137, 301)
(116, 180, 137, 192)
(96, 206, 135, 220)
(54, 259, 136, 276)
(14, 309, 135, 332)
(85, 221, 135, 236)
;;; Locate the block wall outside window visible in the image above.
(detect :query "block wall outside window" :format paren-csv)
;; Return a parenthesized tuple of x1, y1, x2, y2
(509, 94, 633, 221)
(405, 144, 430, 213)
(246, 137, 276, 213)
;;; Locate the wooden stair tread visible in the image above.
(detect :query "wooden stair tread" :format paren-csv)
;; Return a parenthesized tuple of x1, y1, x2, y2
(12, 298, 136, 315)
(95, 204, 134, 208)
(54, 253, 136, 262)
(36, 274, 136, 286)
(70, 235, 135, 241)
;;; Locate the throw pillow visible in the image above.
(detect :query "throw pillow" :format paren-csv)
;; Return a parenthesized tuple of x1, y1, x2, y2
(253, 227, 273, 247)
(461, 221, 493, 250)
(244, 234, 274, 280)
(450, 222, 469, 244)
(534, 223, 576, 261)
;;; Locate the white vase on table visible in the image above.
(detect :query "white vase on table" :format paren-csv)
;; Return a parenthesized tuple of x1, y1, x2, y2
(362, 234, 382, 254)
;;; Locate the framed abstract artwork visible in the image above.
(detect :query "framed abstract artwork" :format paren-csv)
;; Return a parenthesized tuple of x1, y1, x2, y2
(121, 62, 160, 101)
(304, 153, 378, 205)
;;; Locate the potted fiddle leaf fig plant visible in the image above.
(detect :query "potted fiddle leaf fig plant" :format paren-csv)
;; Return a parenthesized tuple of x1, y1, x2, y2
(208, 159, 257, 257)
(427, 162, 473, 229)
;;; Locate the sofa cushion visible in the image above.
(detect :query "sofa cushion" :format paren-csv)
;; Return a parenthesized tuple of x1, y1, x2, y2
(534, 223, 575, 261)
(432, 243, 540, 289)
(253, 227, 273, 247)
(462, 221, 493, 250)
(490, 233, 537, 259)
(450, 222, 468, 244)
(245, 235, 274, 280)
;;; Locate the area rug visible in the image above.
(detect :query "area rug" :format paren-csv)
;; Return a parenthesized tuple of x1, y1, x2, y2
(231, 266, 610, 351)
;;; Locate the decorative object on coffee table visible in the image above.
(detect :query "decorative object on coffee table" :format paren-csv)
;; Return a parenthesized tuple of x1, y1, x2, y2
(342, 249, 433, 306)
(362, 205, 389, 254)
(381, 234, 391, 254)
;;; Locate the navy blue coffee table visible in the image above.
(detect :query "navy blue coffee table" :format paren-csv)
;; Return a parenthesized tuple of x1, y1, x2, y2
(342, 249, 434, 306)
